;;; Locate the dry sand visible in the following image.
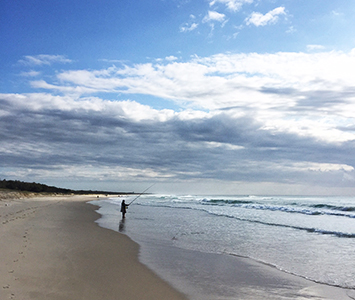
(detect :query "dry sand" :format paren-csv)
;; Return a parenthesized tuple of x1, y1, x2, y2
(0, 195, 188, 300)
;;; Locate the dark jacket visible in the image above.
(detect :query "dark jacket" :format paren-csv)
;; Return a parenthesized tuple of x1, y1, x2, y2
(121, 201, 128, 213)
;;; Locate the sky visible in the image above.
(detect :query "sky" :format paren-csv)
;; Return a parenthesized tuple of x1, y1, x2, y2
(1, 0, 355, 195)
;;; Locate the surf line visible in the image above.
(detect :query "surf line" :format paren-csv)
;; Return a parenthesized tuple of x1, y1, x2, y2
(128, 183, 156, 205)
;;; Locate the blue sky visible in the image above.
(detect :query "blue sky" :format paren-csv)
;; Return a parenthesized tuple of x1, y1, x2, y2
(1, 0, 355, 195)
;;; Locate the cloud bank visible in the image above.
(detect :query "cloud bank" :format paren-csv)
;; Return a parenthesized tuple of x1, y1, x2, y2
(1, 49, 355, 194)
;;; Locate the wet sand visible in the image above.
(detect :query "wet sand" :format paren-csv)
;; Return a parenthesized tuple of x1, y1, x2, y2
(138, 242, 355, 300)
(0, 195, 188, 300)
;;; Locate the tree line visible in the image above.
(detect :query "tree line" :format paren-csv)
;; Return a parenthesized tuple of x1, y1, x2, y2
(0, 179, 127, 195)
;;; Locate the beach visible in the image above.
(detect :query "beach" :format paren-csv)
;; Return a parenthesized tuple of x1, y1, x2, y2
(1, 194, 354, 300)
(0, 195, 188, 300)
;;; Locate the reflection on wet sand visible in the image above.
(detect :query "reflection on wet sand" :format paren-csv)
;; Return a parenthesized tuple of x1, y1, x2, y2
(119, 218, 126, 232)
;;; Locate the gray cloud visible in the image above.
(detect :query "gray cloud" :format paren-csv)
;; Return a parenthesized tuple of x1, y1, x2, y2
(1, 94, 354, 191)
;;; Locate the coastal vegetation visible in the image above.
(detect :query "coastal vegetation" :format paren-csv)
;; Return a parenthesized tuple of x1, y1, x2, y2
(0, 179, 128, 195)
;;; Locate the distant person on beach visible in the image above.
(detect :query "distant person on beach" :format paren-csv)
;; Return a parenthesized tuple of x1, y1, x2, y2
(120, 200, 129, 218)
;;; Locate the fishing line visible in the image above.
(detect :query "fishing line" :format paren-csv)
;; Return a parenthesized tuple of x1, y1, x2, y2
(128, 183, 156, 205)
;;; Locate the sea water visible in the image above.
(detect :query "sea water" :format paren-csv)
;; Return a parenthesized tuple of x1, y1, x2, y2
(90, 195, 355, 295)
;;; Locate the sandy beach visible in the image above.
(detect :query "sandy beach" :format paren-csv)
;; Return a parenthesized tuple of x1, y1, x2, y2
(0, 194, 188, 300)
(1, 194, 354, 300)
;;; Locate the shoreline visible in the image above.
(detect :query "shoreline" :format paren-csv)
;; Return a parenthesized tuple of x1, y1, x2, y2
(0, 195, 188, 300)
(92, 198, 355, 300)
(225, 250, 355, 293)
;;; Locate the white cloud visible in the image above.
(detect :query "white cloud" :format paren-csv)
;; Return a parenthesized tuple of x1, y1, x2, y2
(331, 10, 343, 17)
(180, 22, 198, 32)
(210, 0, 253, 12)
(165, 56, 178, 61)
(18, 55, 72, 66)
(286, 26, 296, 34)
(99, 58, 128, 64)
(180, 14, 199, 33)
(203, 11, 226, 23)
(306, 163, 354, 172)
(245, 7, 286, 27)
(22, 49, 355, 145)
(307, 44, 325, 51)
(31, 79, 98, 95)
(20, 70, 41, 77)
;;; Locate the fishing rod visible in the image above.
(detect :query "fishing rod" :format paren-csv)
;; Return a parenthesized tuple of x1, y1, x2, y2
(128, 183, 156, 205)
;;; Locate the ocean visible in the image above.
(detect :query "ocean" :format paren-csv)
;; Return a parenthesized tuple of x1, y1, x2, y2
(90, 194, 355, 299)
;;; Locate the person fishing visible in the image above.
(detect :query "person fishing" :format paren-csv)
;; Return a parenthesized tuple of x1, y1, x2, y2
(120, 200, 129, 218)
(120, 183, 156, 218)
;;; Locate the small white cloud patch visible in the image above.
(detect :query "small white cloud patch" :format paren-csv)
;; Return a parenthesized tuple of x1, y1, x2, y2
(245, 7, 286, 27)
